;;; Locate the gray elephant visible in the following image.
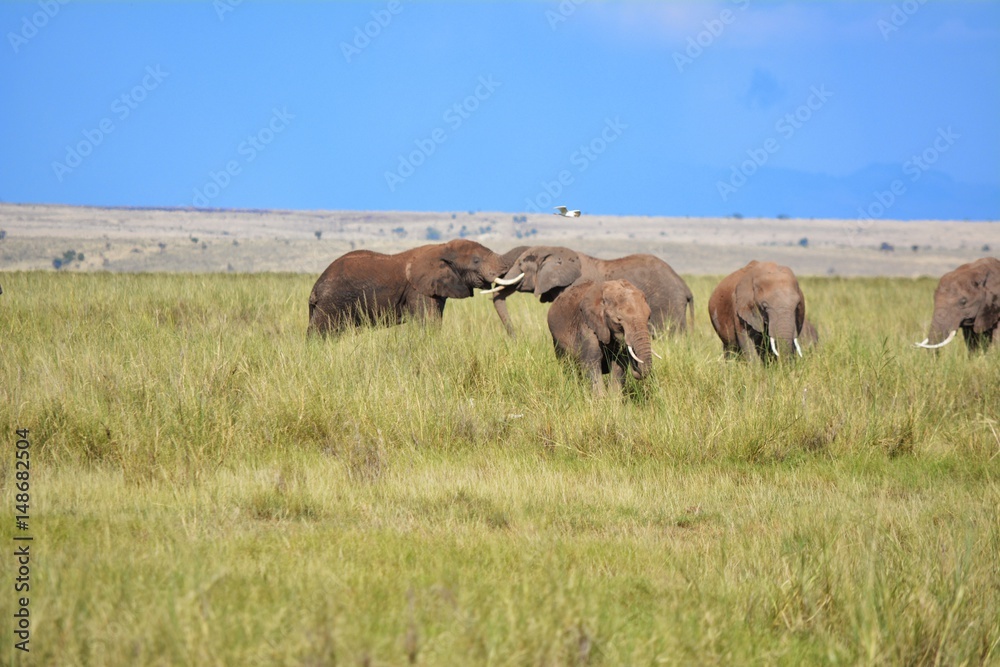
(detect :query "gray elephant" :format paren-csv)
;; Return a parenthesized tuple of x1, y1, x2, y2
(708, 260, 808, 361)
(308, 239, 507, 336)
(915, 257, 999, 352)
(548, 279, 655, 394)
(485, 246, 694, 338)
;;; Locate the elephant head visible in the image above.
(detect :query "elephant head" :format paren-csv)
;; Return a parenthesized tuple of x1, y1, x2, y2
(734, 262, 805, 358)
(406, 239, 507, 299)
(583, 280, 654, 379)
(916, 257, 1000, 351)
(484, 246, 584, 336)
(491, 246, 582, 299)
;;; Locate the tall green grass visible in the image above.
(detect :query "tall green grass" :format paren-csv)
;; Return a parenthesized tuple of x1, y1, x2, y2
(1, 271, 998, 665)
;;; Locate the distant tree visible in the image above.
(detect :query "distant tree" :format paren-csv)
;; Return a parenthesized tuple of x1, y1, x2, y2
(52, 258, 62, 270)
(732, 213, 743, 219)
(777, 214, 790, 220)
(0, 229, 6, 240)
(984, 244, 991, 252)
(879, 242, 894, 253)
(425, 227, 442, 241)
(314, 230, 322, 240)
(912, 245, 919, 252)
(798, 238, 808, 247)
(190, 236, 199, 243)
(158, 242, 167, 253)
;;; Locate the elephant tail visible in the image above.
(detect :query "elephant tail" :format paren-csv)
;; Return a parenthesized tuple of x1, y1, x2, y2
(308, 289, 319, 326)
(686, 293, 695, 330)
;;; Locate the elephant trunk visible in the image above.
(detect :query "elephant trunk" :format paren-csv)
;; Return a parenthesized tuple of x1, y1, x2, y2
(623, 325, 653, 379)
(922, 308, 960, 348)
(767, 312, 799, 357)
(491, 286, 519, 337)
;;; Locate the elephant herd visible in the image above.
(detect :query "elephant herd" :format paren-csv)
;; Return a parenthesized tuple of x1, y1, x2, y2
(307, 240, 1000, 393)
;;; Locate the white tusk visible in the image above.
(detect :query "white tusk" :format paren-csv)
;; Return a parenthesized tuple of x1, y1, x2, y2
(793, 338, 803, 357)
(479, 285, 504, 295)
(627, 345, 643, 364)
(914, 330, 957, 349)
(493, 272, 524, 286)
(652, 350, 663, 360)
(769, 336, 780, 357)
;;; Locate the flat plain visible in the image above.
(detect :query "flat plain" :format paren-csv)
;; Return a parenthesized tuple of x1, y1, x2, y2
(1, 205, 999, 665)
(1, 202, 996, 276)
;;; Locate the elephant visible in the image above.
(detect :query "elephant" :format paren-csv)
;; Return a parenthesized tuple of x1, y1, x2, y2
(307, 239, 507, 336)
(547, 279, 655, 394)
(915, 257, 1000, 352)
(485, 246, 694, 338)
(708, 260, 808, 361)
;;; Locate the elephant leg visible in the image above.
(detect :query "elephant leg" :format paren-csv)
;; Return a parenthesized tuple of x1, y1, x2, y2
(407, 294, 446, 324)
(588, 364, 607, 395)
(610, 361, 626, 387)
(736, 328, 760, 362)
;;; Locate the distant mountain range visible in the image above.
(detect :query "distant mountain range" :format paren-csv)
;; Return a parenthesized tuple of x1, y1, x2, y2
(704, 164, 999, 221)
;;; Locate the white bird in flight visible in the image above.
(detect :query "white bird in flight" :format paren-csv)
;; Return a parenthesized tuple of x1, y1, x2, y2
(554, 206, 581, 218)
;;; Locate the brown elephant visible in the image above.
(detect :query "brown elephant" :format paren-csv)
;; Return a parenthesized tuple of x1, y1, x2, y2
(709, 261, 808, 361)
(485, 246, 694, 338)
(307, 239, 506, 336)
(548, 279, 655, 394)
(915, 257, 1000, 352)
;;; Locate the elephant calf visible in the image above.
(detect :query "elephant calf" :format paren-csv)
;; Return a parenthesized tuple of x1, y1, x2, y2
(709, 260, 809, 361)
(548, 279, 655, 394)
(308, 239, 506, 336)
(915, 256, 999, 352)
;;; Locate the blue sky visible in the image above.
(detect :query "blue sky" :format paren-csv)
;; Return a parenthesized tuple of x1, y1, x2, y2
(2, 0, 998, 220)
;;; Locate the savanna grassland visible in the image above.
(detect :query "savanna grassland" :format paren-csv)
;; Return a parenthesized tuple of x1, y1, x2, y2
(1, 271, 999, 666)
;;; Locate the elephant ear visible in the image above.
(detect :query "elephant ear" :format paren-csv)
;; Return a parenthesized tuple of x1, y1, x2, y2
(581, 286, 611, 344)
(974, 265, 999, 333)
(734, 274, 764, 333)
(407, 254, 470, 299)
(536, 251, 582, 297)
(795, 288, 806, 335)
